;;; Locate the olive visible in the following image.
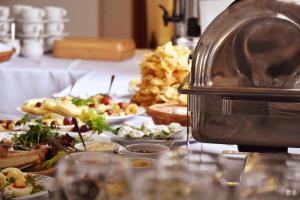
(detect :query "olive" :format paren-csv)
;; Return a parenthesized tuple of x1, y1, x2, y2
(105, 109, 113, 115)
(50, 120, 58, 128)
(35, 102, 42, 107)
(88, 104, 96, 108)
(80, 125, 90, 132)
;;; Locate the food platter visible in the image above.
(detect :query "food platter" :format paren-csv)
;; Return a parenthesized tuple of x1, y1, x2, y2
(108, 132, 188, 146)
(75, 141, 120, 152)
(59, 131, 111, 143)
(13, 175, 54, 200)
(103, 122, 187, 145)
(0, 168, 54, 200)
(17, 105, 145, 125)
(105, 107, 145, 124)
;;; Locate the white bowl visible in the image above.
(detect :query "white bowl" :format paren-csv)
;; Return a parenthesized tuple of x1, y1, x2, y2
(75, 141, 120, 153)
(122, 143, 169, 158)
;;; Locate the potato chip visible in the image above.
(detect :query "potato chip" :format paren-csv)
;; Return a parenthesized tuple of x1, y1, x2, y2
(131, 42, 190, 106)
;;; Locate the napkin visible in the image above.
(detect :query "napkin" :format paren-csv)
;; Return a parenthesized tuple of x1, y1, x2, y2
(54, 71, 138, 99)
(0, 43, 13, 52)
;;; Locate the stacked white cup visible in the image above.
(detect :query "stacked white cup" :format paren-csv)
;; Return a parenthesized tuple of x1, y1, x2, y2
(0, 5, 68, 58)
(12, 5, 45, 58)
(44, 6, 68, 51)
(0, 6, 11, 37)
(0, 6, 21, 57)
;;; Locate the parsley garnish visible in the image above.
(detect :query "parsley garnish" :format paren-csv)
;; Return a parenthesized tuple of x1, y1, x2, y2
(7, 177, 15, 184)
(15, 114, 30, 126)
(80, 109, 114, 134)
(12, 123, 58, 148)
(71, 98, 94, 106)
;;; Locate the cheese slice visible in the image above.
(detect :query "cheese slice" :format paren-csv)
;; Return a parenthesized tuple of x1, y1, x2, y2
(43, 99, 82, 117)
(21, 98, 52, 115)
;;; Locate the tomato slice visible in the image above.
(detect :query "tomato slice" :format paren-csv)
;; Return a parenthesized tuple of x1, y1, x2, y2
(12, 183, 26, 188)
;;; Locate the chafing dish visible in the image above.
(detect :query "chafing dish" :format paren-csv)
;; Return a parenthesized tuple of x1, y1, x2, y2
(179, 0, 300, 148)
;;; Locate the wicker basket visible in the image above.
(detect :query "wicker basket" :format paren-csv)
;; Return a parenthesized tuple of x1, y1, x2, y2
(146, 103, 188, 126)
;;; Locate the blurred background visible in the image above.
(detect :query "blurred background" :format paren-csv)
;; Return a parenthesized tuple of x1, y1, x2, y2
(0, 0, 234, 48)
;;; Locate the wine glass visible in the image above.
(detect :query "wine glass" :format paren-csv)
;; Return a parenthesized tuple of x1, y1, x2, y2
(55, 152, 132, 200)
(239, 154, 300, 200)
(135, 148, 229, 200)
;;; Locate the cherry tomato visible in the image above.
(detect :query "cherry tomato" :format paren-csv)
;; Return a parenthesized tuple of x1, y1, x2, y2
(101, 96, 110, 105)
(12, 183, 26, 188)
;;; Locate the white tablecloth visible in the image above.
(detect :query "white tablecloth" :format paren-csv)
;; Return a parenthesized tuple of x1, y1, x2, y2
(0, 51, 145, 118)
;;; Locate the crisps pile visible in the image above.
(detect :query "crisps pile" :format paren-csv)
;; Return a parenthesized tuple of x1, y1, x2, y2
(131, 42, 190, 106)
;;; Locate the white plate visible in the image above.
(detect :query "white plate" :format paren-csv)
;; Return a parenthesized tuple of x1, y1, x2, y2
(103, 128, 186, 146)
(12, 175, 54, 200)
(17, 106, 145, 123)
(16, 106, 40, 118)
(0, 131, 15, 141)
(58, 131, 111, 143)
(106, 107, 145, 124)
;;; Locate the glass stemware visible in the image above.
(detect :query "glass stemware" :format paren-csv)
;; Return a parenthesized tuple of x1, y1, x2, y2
(132, 148, 229, 200)
(55, 152, 132, 200)
(239, 154, 300, 200)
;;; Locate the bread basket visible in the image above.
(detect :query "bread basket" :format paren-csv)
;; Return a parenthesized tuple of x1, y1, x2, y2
(0, 48, 15, 62)
(146, 103, 188, 126)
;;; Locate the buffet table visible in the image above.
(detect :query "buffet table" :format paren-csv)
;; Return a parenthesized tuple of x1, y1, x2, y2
(1, 51, 300, 155)
(0, 50, 145, 118)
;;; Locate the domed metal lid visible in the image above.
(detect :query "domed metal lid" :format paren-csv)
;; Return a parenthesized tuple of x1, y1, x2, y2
(181, 0, 300, 98)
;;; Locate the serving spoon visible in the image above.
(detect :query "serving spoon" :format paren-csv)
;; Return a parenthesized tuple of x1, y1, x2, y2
(106, 74, 115, 97)
(11, 23, 15, 42)
(72, 117, 86, 151)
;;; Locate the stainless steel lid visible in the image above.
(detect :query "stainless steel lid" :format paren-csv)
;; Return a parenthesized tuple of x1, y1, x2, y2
(180, 0, 300, 98)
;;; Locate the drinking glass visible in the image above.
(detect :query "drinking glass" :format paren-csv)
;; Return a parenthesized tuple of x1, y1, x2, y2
(133, 170, 208, 200)
(158, 148, 223, 182)
(137, 148, 230, 200)
(239, 154, 300, 200)
(55, 152, 132, 200)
